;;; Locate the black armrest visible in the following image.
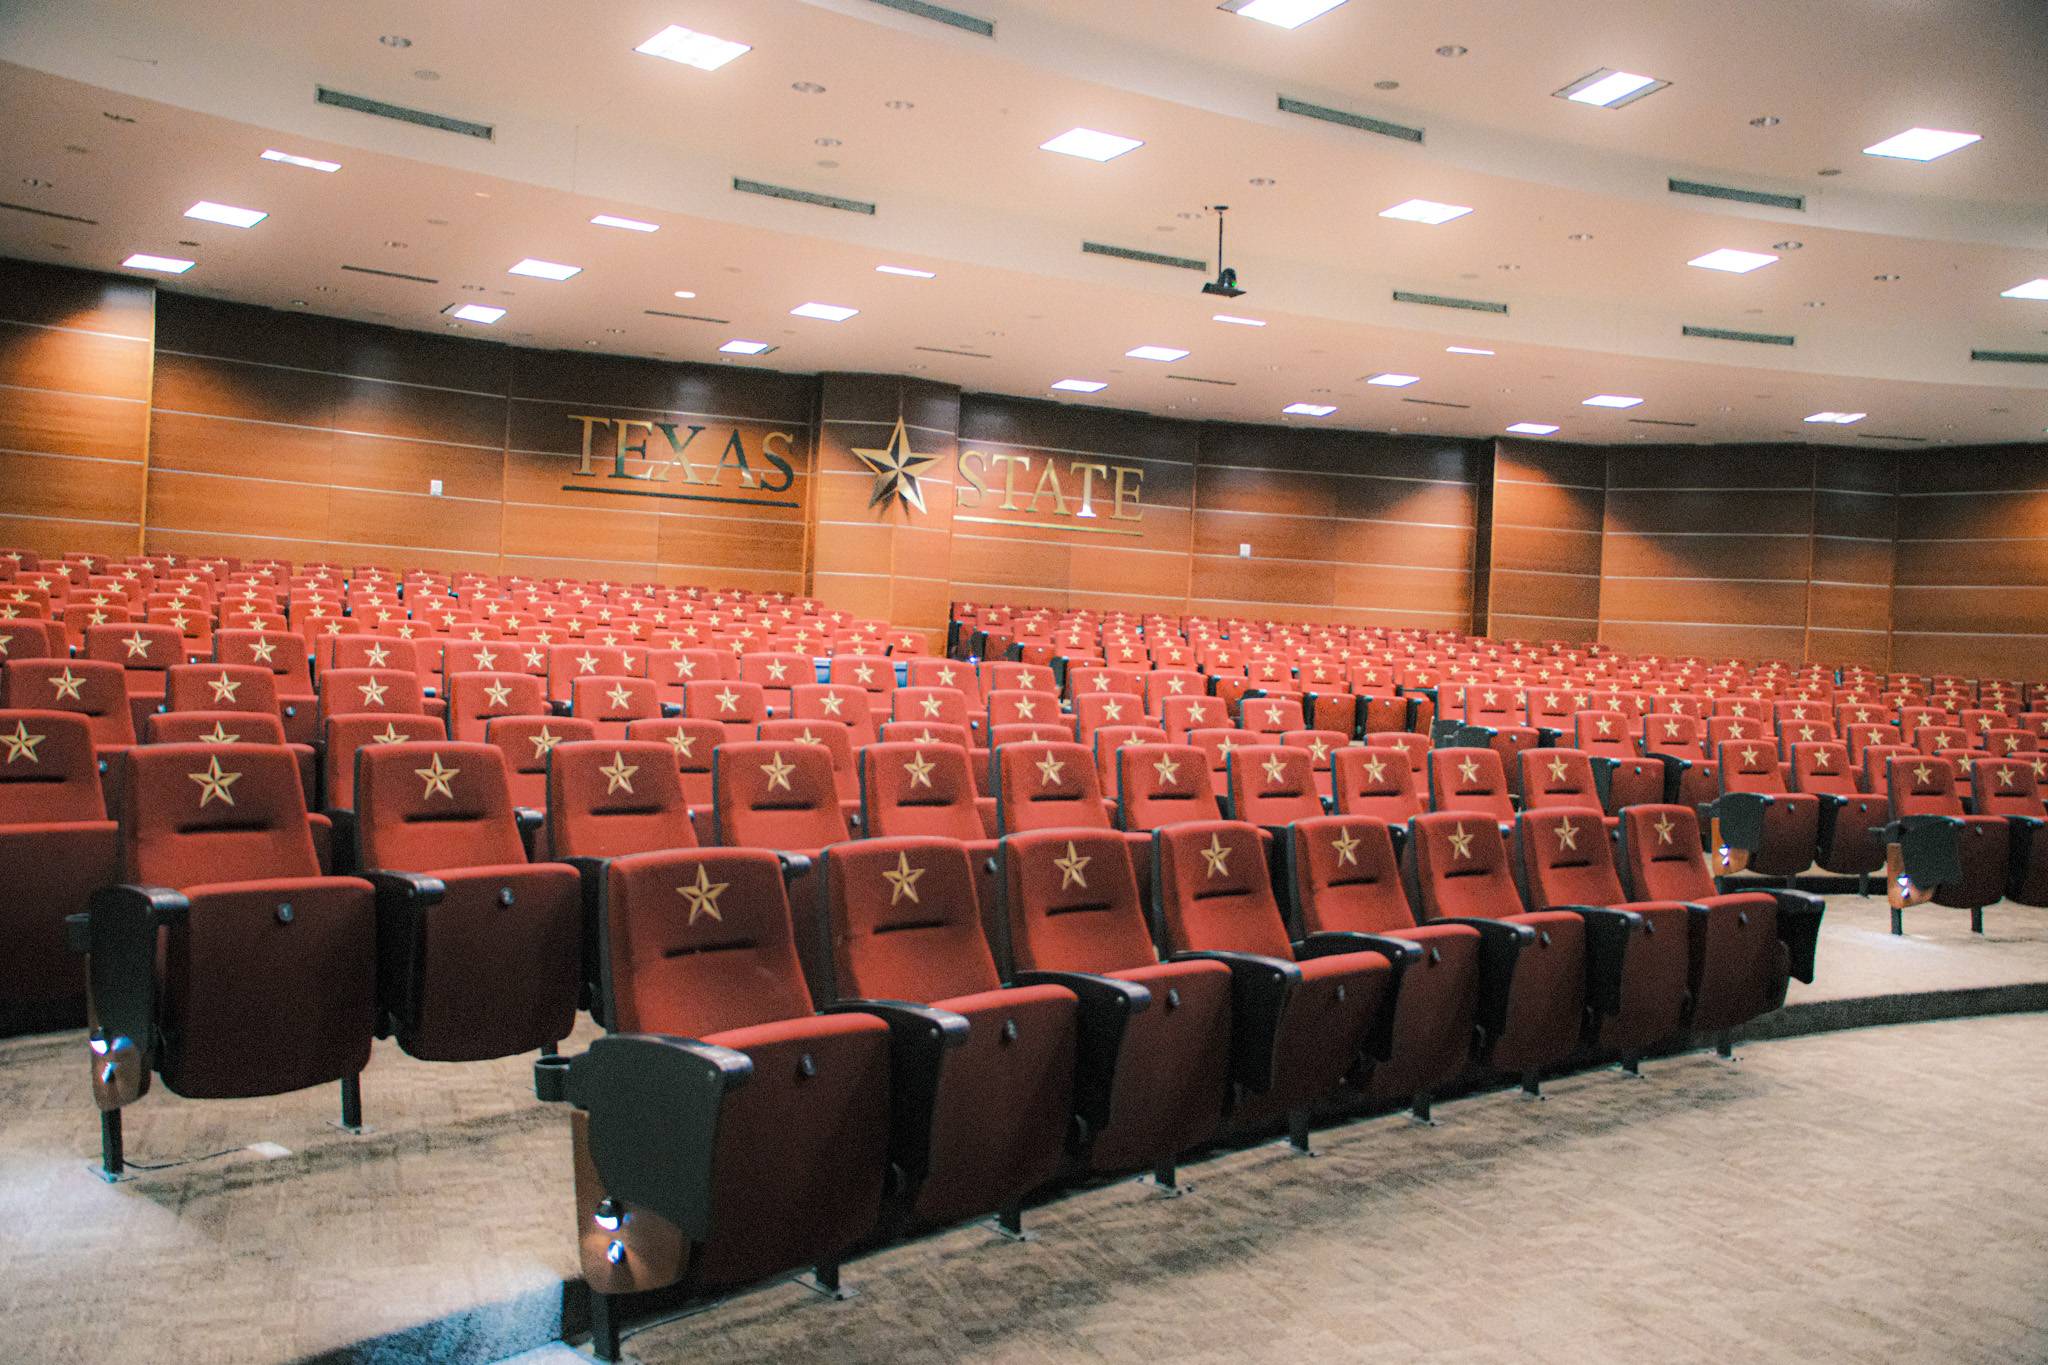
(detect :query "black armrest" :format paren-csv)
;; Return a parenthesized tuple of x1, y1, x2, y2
(776, 852, 814, 881)
(1170, 949, 1300, 1094)
(1536, 727, 1564, 747)
(81, 884, 190, 1103)
(560, 1032, 754, 1243)
(1427, 917, 1534, 1045)
(562, 855, 611, 1024)
(1763, 888, 1826, 984)
(661, 702, 682, 718)
(1707, 791, 1772, 853)
(364, 870, 448, 1035)
(821, 999, 970, 1195)
(513, 806, 545, 860)
(1010, 969, 1150, 1143)
(548, 698, 573, 717)
(1296, 931, 1420, 1063)
(1646, 752, 1691, 804)
(1555, 905, 1644, 1017)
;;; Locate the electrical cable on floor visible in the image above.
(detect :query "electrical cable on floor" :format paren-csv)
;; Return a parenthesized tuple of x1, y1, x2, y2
(114, 1146, 247, 1172)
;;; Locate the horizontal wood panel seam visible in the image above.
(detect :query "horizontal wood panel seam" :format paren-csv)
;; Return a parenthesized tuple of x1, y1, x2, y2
(153, 348, 507, 401)
(147, 465, 501, 506)
(0, 380, 146, 405)
(0, 317, 152, 345)
(154, 406, 502, 453)
(507, 395, 815, 427)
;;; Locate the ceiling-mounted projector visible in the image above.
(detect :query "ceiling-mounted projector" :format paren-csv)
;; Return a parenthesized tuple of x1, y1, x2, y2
(1202, 205, 1246, 297)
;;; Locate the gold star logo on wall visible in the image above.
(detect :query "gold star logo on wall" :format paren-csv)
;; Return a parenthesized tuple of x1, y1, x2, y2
(850, 416, 939, 515)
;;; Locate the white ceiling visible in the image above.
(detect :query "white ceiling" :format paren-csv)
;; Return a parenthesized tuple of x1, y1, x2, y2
(1, 0, 2044, 445)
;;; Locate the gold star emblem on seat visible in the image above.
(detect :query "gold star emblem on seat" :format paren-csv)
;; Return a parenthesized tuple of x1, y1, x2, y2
(760, 751, 796, 792)
(1663, 719, 1681, 738)
(1740, 746, 1761, 767)
(854, 663, 876, 685)
(473, 647, 499, 670)
(1199, 832, 1232, 879)
(1546, 756, 1570, 784)
(1152, 753, 1181, 786)
(765, 659, 788, 681)
(1446, 823, 1475, 860)
(1035, 752, 1065, 786)
(679, 864, 727, 924)
(1013, 695, 1038, 720)
(528, 726, 564, 759)
(1456, 756, 1481, 785)
(47, 668, 85, 702)
(354, 676, 388, 707)
(249, 637, 277, 663)
(599, 752, 639, 795)
(1997, 767, 2016, 788)
(903, 750, 937, 789)
(574, 652, 599, 675)
(371, 722, 408, 745)
(120, 630, 151, 659)
(1260, 753, 1289, 785)
(415, 753, 460, 800)
(917, 693, 944, 719)
(850, 416, 940, 514)
(883, 850, 925, 905)
(1361, 753, 1388, 784)
(364, 643, 391, 667)
(1, 722, 44, 764)
(189, 755, 241, 808)
(912, 729, 940, 745)
(1912, 763, 1934, 786)
(714, 687, 740, 713)
(936, 666, 958, 686)
(665, 729, 698, 759)
(1307, 738, 1330, 763)
(1594, 715, 1614, 736)
(1812, 748, 1833, 769)
(817, 691, 846, 717)
(1330, 826, 1361, 866)
(606, 683, 634, 711)
(1053, 840, 1091, 890)
(1553, 817, 1580, 852)
(205, 670, 244, 704)
(198, 721, 241, 744)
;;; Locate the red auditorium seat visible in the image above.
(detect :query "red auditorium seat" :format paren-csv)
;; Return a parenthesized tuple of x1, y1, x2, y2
(820, 837, 1079, 1233)
(1281, 814, 1480, 1118)
(0, 710, 117, 1017)
(684, 679, 768, 742)
(1225, 743, 1322, 827)
(794, 682, 880, 747)
(354, 741, 581, 1060)
(1789, 741, 1886, 877)
(1159, 694, 1230, 741)
(2, 659, 135, 751)
(1971, 758, 2048, 905)
(146, 710, 318, 815)
(1517, 747, 1619, 822)
(571, 675, 664, 739)
(757, 719, 863, 823)
(1149, 820, 1391, 1150)
(1115, 742, 1222, 832)
(995, 827, 1229, 1186)
(1710, 739, 1821, 877)
(485, 714, 598, 821)
(81, 742, 376, 1177)
(1426, 746, 1516, 825)
(1402, 811, 1587, 1091)
(1615, 804, 1823, 1041)
(1885, 755, 2011, 931)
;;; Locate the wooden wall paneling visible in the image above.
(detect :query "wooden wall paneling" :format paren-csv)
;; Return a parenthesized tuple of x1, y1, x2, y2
(1805, 452, 1896, 669)
(1488, 439, 1605, 643)
(1890, 444, 2048, 678)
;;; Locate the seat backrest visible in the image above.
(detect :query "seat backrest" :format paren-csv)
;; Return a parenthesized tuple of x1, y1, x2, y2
(1717, 740, 1788, 794)
(712, 740, 849, 851)
(1973, 757, 2046, 817)
(1115, 742, 1220, 831)
(623, 718, 722, 808)
(1707, 714, 1765, 746)
(165, 663, 281, 716)
(822, 837, 1002, 1003)
(547, 644, 635, 701)
(996, 827, 1155, 976)
(1777, 717, 1838, 754)
(1984, 728, 2039, 759)
(1888, 754, 1962, 817)
(547, 739, 697, 857)
(1513, 808, 1626, 910)
(1789, 741, 1857, 794)
(1404, 811, 1523, 921)
(995, 741, 1111, 834)
(988, 720, 1074, 747)
(982, 661, 1055, 697)
(1330, 744, 1422, 822)
(1843, 721, 1901, 758)
(1426, 746, 1514, 821)
(1072, 692, 1145, 736)
(147, 710, 289, 747)
(322, 667, 427, 724)
(1091, 724, 1168, 792)
(1150, 819, 1293, 958)
(986, 688, 1059, 729)
(1517, 747, 1604, 814)
(571, 675, 661, 725)
(1572, 710, 1634, 759)
(1159, 694, 1229, 740)
(859, 741, 985, 840)
(1367, 730, 1430, 776)
(0, 709, 107, 823)
(1915, 724, 1968, 755)
(485, 715, 597, 805)
(1283, 814, 1416, 937)
(86, 622, 184, 675)
(1, 660, 134, 746)
(891, 685, 969, 730)
(602, 847, 815, 1035)
(757, 719, 858, 801)
(1615, 803, 1715, 902)
(322, 634, 419, 676)
(1240, 694, 1306, 734)
(120, 743, 319, 885)
(1226, 743, 1322, 826)
(739, 650, 811, 693)
(683, 679, 767, 726)
(1144, 669, 1205, 712)
(321, 713, 445, 810)
(354, 741, 528, 872)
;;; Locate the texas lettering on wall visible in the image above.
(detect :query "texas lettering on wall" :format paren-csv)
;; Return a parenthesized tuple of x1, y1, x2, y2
(564, 413, 802, 509)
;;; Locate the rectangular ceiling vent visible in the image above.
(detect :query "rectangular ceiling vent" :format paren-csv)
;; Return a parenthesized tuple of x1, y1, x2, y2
(0, 201, 98, 225)
(1971, 349, 2048, 364)
(1165, 374, 1237, 386)
(1402, 397, 1470, 409)
(1392, 290, 1508, 315)
(316, 86, 493, 140)
(866, 0, 994, 36)
(1081, 241, 1208, 271)
(1629, 417, 1699, 428)
(1683, 324, 1795, 347)
(732, 178, 877, 215)
(914, 345, 991, 359)
(1667, 178, 1803, 212)
(1277, 96, 1424, 144)
(1855, 432, 1930, 442)
(340, 264, 440, 284)
(643, 309, 731, 324)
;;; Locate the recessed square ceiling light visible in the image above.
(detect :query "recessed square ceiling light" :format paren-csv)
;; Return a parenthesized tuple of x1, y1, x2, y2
(1583, 394, 1644, 408)
(1219, 0, 1348, 29)
(1505, 422, 1560, 435)
(1125, 345, 1189, 362)
(720, 339, 774, 355)
(1554, 68, 1669, 109)
(673, 289, 697, 299)
(1367, 373, 1421, 387)
(1688, 248, 1779, 274)
(1212, 314, 1267, 326)
(790, 302, 858, 322)
(591, 214, 659, 232)
(447, 303, 505, 324)
(1804, 411, 1866, 424)
(508, 258, 582, 281)
(1040, 128, 1145, 162)
(260, 148, 340, 173)
(1862, 127, 1980, 161)
(1283, 402, 1338, 416)
(2000, 278, 2048, 300)
(634, 24, 751, 71)
(1379, 198, 1474, 225)
(184, 201, 267, 228)
(1445, 345, 1495, 355)
(875, 265, 936, 278)
(121, 253, 195, 274)
(1051, 379, 1108, 393)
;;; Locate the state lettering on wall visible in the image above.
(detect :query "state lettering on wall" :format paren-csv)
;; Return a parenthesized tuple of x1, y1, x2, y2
(956, 447, 1144, 535)
(563, 412, 803, 509)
